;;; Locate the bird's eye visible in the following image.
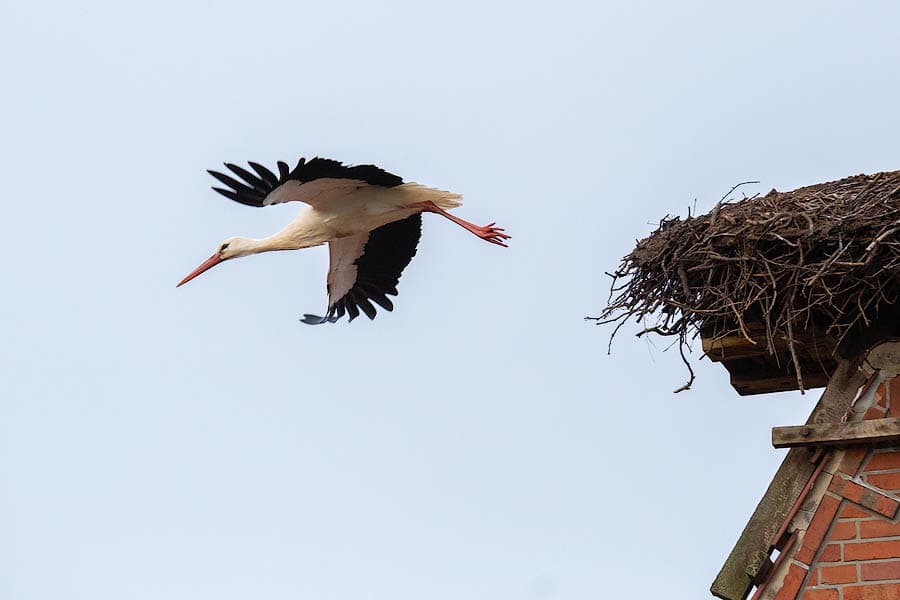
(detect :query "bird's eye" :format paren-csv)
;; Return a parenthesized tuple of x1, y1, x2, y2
(220, 243, 230, 253)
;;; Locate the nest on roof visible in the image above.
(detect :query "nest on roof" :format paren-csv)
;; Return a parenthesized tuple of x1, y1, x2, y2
(593, 170, 900, 393)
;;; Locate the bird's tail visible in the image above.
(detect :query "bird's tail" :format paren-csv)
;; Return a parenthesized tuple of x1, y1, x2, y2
(398, 182, 462, 210)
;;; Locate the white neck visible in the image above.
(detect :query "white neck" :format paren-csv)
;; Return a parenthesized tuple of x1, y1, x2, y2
(251, 230, 324, 253)
(262, 208, 335, 252)
(223, 230, 324, 260)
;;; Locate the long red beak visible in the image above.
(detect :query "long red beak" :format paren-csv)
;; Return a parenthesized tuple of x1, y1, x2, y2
(177, 253, 224, 287)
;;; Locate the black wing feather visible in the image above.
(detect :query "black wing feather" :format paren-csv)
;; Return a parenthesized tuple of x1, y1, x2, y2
(207, 169, 264, 203)
(369, 294, 394, 311)
(248, 161, 279, 187)
(355, 296, 378, 320)
(225, 163, 267, 193)
(345, 301, 360, 322)
(208, 156, 404, 208)
(212, 187, 257, 206)
(277, 161, 291, 181)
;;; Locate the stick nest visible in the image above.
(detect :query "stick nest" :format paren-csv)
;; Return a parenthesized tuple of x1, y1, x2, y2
(592, 170, 900, 392)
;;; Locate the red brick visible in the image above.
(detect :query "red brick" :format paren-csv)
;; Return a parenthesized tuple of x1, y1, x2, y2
(876, 380, 889, 404)
(819, 564, 858, 584)
(832, 476, 864, 500)
(877, 495, 900, 519)
(861, 560, 900, 582)
(868, 453, 900, 472)
(819, 543, 842, 562)
(775, 563, 807, 600)
(843, 505, 876, 519)
(830, 477, 900, 519)
(861, 520, 900, 539)
(845, 540, 900, 561)
(842, 449, 872, 475)
(797, 495, 842, 565)
(802, 590, 838, 600)
(867, 472, 900, 492)
(867, 405, 888, 420)
(889, 380, 900, 417)
(830, 520, 859, 541)
(844, 582, 900, 600)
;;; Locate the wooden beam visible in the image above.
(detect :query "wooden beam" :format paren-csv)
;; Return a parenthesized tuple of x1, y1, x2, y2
(730, 370, 833, 396)
(702, 326, 833, 363)
(773, 416, 900, 449)
(701, 322, 838, 395)
(702, 332, 768, 361)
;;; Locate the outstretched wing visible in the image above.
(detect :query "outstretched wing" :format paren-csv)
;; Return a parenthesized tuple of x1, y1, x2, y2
(301, 214, 422, 324)
(207, 157, 404, 208)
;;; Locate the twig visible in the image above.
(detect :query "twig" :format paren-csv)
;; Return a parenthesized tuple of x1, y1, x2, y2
(673, 342, 695, 393)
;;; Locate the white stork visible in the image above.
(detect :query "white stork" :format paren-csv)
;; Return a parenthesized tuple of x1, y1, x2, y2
(177, 157, 509, 323)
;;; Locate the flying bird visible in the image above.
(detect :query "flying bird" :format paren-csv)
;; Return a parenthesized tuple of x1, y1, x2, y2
(177, 157, 509, 324)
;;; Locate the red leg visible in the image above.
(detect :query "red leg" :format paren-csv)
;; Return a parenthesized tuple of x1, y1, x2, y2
(415, 202, 510, 247)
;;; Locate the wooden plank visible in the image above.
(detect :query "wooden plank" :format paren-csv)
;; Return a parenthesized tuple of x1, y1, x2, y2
(721, 352, 836, 396)
(711, 359, 866, 600)
(772, 417, 900, 449)
(702, 322, 837, 395)
(731, 370, 833, 396)
(703, 333, 768, 361)
(703, 328, 833, 363)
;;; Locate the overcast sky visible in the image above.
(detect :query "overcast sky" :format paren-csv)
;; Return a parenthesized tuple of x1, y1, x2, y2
(2, 1, 899, 598)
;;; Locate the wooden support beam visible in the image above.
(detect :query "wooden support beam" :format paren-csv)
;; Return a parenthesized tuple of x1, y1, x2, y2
(701, 321, 838, 394)
(772, 417, 900, 449)
(702, 332, 768, 361)
(730, 370, 833, 396)
(702, 326, 833, 363)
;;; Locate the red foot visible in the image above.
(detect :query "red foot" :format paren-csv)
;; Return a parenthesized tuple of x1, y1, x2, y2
(470, 222, 510, 247)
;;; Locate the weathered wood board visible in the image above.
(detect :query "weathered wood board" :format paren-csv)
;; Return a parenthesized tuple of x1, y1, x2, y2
(773, 416, 900, 449)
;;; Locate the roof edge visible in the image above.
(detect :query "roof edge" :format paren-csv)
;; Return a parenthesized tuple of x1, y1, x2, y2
(711, 359, 866, 599)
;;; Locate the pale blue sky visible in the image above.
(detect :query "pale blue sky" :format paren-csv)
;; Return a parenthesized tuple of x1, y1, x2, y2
(2, 1, 899, 598)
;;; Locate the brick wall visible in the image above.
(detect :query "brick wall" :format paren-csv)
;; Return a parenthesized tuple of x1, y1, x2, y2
(773, 377, 900, 600)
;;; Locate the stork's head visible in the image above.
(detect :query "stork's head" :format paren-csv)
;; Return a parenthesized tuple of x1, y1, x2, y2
(176, 236, 256, 287)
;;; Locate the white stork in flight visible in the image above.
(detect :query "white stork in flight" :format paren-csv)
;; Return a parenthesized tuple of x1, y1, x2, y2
(177, 157, 509, 324)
